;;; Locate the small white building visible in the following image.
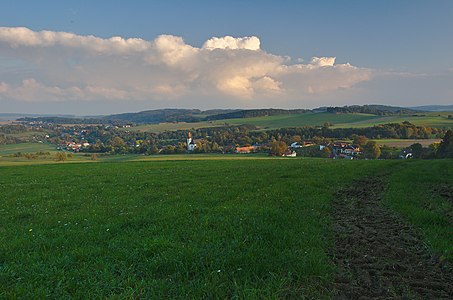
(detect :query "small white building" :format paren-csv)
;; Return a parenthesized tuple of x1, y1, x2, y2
(290, 142, 301, 148)
(187, 132, 197, 151)
(282, 150, 297, 157)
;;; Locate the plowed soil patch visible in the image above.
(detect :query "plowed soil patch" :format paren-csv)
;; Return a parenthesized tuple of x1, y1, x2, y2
(434, 185, 453, 205)
(332, 177, 452, 299)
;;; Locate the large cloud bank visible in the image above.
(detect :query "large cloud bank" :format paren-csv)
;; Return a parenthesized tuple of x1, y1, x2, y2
(0, 27, 372, 105)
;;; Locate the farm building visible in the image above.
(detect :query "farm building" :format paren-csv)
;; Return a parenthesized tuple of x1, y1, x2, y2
(236, 146, 255, 154)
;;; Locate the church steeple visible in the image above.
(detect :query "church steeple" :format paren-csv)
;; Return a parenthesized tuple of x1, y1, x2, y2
(187, 132, 196, 151)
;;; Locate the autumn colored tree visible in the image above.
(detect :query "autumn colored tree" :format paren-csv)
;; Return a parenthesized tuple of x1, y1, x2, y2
(55, 152, 67, 162)
(270, 139, 288, 156)
(363, 141, 381, 159)
(352, 135, 368, 146)
(320, 147, 332, 158)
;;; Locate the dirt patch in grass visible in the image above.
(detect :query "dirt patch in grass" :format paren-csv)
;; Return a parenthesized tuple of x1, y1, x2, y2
(332, 177, 452, 299)
(433, 185, 453, 205)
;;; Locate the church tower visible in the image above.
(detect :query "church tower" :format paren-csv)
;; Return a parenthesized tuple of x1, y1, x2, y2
(187, 132, 196, 151)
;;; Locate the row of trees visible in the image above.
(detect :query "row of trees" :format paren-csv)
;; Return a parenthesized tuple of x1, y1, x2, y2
(0, 124, 29, 134)
(39, 121, 448, 152)
(9, 120, 452, 159)
(326, 105, 416, 115)
(0, 134, 20, 145)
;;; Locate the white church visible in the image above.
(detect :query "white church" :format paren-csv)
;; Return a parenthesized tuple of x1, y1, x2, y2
(187, 132, 197, 151)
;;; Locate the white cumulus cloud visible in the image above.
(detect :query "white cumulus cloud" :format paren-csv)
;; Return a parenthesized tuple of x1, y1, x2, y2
(0, 27, 372, 106)
(311, 57, 336, 67)
(202, 36, 260, 51)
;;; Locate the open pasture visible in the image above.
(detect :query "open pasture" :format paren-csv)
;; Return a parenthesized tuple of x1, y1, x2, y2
(0, 158, 451, 298)
(124, 112, 452, 133)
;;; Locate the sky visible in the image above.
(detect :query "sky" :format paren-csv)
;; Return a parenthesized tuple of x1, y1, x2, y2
(0, 0, 452, 115)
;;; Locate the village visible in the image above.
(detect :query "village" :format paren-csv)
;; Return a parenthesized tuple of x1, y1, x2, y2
(8, 118, 441, 159)
(28, 125, 421, 160)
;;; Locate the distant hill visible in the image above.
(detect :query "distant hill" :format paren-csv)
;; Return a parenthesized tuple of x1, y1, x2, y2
(325, 105, 416, 115)
(105, 108, 311, 123)
(104, 109, 204, 124)
(410, 105, 453, 112)
(0, 113, 75, 121)
(201, 109, 241, 115)
(205, 109, 310, 121)
(13, 105, 443, 125)
(17, 116, 112, 125)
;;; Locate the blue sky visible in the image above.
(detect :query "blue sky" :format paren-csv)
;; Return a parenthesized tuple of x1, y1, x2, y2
(0, 0, 452, 114)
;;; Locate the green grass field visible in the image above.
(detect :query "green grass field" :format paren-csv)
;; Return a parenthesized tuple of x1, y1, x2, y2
(0, 143, 57, 156)
(0, 157, 451, 298)
(212, 112, 381, 129)
(0, 143, 99, 165)
(2, 130, 48, 139)
(119, 121, 223, 133)
(372, 139, 441, 147)
(384, 160, 453, 260)
(124, 112, 452, 133)
(122, 112, 381, 133)
(331, 112, 453, 129)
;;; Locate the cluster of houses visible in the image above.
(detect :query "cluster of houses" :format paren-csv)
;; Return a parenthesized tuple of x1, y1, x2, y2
(234, 141, 363, 158)
(186, 132, 364, 158)
(291, 141, 362, 159)
(323, 142, 362, 159)
(58, 141, 90, 152)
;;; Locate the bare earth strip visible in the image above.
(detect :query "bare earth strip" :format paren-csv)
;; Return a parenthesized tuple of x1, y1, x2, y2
(332, 177, 452, 299)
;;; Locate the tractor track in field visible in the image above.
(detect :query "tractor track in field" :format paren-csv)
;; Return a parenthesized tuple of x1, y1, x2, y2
(332, 177, 453, 299)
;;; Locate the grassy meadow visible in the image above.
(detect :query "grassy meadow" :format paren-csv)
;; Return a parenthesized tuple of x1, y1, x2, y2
(119, 121, 223, 133)
(0, 143, 56, 156)
(212, 112, 380, 129)
(0, 157, 452, 298)
(384, 160, 453, 261)
(372, 138, 441, 147)
(123, 111, 453, 133)
(330, 112, 453, 129)
(0, 143, 94, 166)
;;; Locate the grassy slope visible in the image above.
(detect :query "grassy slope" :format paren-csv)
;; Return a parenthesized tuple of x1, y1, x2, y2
(124, 112, 452, 133)
(122, 113, 381, 132)
(0, 158, 451, 298)
(119, 122, 223, 133)
(372, 139, 441, 147)
(212, 112, 380, 129)
(0, 143, 56, 156)
(332, 113, 453, 129)
(383, 160, 453, 260)
(0, 158, 386, 298)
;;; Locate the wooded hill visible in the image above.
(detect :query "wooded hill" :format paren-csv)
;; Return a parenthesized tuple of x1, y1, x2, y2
(16, 105, 445, 125)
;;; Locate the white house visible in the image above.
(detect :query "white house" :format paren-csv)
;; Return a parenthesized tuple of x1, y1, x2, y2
(290, 142, 301, 148)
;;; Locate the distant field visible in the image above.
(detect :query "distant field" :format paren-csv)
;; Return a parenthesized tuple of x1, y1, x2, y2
(331, 112, 453, 129)
(121, 121, 223, 133)
(0, 143, 56, 156)
(125, 112, 453, 132)
(0, 149, 272, 166)
(0, 158, 451, 298)
(212, 112, 381, 129)
(125, 113, 382, 132)
(373, 139, 441, 147)
(2, 130, 48, 139)
(0, 143, 98, 165)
